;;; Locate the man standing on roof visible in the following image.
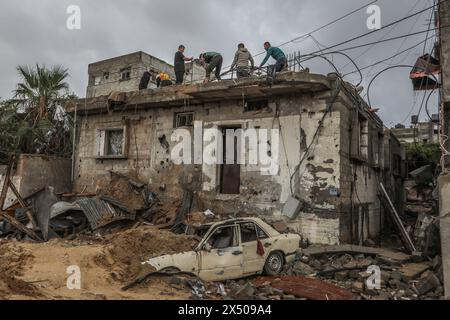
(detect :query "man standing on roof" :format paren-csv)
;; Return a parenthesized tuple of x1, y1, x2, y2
(199, 52, 223, 83)
(174, 45, 193, 85)
(230, 43, 255, 79)
(260, 42, 287, 74)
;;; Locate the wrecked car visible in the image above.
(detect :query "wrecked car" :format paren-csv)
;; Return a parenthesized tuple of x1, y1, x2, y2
(143, 217, 300, 282)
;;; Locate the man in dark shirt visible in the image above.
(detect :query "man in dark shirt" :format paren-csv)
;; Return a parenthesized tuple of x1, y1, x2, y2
(174, 45, 193, 85)
(139, 71, 151, 90)
(199, 52, 223, 83)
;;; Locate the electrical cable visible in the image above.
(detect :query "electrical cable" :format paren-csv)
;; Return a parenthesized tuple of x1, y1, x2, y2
(366, 65, 439, 110)
(305, 1, 446, 56)
(222, 0, 379, 71)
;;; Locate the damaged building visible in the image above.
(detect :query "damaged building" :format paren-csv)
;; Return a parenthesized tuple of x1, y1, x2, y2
(66, 56, 405, 246)
(86, 51, 205, 98)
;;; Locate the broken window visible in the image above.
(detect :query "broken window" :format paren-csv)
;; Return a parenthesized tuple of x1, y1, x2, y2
(244, 99, 269, 112)
(120, 67, 131, 81)
(207, 226, 238, 249)
(98, 127, 127, 158)
(175, 112, 194, 128)
(359, 118, 369, 160)
(106, 130, 124, 156)
(240, 223, 269, 243)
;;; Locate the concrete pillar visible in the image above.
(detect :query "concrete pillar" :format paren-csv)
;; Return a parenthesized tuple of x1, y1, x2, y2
(439, 173, 450, 298)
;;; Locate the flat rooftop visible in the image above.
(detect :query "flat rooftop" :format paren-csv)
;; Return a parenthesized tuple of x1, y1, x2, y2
(67, 71, 334, 114)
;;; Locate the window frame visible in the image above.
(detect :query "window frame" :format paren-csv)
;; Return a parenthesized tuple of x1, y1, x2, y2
(239, 222, 269, 244)
(97, 126, 129, 159)
(120, 67, 132, 81)
(174, 112, 195, 128)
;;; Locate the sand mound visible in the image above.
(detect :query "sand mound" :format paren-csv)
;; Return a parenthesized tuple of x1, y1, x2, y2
(0, 243, 41, 299)
(96, 226, 199, 281)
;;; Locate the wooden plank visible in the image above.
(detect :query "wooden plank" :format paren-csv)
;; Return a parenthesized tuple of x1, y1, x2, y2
(0, 155, 42, 241)
(379, 182, 416, 253)
(0, 155, 14, 210)
(8, 181, 39, 230)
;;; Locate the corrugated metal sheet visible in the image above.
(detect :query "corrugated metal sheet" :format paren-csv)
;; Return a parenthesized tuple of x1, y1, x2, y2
(75, 197, 135, 230)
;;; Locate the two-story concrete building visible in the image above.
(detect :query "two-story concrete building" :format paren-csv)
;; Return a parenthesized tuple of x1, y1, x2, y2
(67, 53, 406, 246)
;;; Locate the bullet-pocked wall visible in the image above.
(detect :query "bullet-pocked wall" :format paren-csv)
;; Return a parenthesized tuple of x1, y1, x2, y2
(72, 91, 391, 245)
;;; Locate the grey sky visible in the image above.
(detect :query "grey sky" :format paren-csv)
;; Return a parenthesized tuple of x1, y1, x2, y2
(0, 0, 439, 126)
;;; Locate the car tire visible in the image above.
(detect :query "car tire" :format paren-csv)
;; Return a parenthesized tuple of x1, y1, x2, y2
(263, 251, 284, 275)
(161, 267, 181, 274)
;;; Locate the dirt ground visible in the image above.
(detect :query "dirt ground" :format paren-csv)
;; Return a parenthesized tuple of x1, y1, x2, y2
(0, 226, 200, 300)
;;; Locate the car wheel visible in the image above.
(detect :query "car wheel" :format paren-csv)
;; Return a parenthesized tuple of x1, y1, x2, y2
(161, 267, 180, 274)
(264, 251, 284, 275)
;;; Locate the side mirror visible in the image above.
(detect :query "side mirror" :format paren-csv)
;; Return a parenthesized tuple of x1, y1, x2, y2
(203, 243, 212, 252)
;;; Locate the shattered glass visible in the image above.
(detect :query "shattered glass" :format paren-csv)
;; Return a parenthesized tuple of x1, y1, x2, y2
(107, 130, 124, 156)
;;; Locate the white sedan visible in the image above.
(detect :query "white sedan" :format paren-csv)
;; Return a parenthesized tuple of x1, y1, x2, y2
(143, 217, 300, 282)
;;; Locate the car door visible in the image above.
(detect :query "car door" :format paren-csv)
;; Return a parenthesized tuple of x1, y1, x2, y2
(199, 225, 244, 281)
(240, 222, 271, 275)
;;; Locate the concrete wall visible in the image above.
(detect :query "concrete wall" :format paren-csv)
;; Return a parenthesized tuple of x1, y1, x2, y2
(86, 52, 175, 98)
(0, 154, 71, 210)
(73, 87, 388, 245)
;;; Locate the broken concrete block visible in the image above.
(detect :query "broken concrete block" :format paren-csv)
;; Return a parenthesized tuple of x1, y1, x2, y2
(335, 271, 349, 282)
(390, 270, 404, 282)
(309, 259, 322, 270)
(282, 197, 301, 219)
(399, 262, 431, 280)
(293, 261, 315, 276)
(352, 282, 364, 292)
(416, 273, 441, 296)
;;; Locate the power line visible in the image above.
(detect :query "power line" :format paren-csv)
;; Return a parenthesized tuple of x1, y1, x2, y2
(223, 0, 379, 71)
(305, 25, 447, 55)
(340, 0, 424, 72)
(342, 36, 431, 77)
(305, 0, 446, 56)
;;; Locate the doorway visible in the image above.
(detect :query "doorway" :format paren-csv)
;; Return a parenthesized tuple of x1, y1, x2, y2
(219, 126, 241, 194)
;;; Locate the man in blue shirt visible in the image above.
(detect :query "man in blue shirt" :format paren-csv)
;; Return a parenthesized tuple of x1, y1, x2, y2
(260, 42, 287, 74)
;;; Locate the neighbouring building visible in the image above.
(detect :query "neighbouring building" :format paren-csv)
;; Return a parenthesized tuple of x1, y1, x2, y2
(438, 0, 450, 299)
(86, 51, 205, 98)
(391, 118, 440, 145)
(0, 154, 72, 211)
(67, 56, 405, 246)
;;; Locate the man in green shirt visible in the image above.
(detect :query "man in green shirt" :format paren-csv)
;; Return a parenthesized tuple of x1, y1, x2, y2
(260, 42, 287, 73)
(199, 52, 223, 83)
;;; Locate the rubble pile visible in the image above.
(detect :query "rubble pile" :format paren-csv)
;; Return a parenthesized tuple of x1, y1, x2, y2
(282, 247, 444, 300)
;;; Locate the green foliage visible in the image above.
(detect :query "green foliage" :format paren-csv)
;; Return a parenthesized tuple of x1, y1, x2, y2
(404, 143, 441, 170)
(0, 64, 76, 165)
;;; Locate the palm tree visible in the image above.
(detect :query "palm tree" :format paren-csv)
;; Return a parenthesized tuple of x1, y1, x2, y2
(1, 64, 74, 157)
(14, 64, 69, 125)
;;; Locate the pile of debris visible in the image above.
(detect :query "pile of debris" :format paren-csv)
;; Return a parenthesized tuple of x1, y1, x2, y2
(281, 245, 444, 300)
(403, 165, 440, 256)
(0, 169, 193, 242)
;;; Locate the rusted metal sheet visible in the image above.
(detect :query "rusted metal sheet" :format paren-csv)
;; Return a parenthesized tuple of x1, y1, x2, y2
(253, 276, 357, 300)
(75, 197, 136, 230)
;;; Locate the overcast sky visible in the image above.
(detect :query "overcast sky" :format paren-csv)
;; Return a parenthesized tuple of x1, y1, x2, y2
(0, 0, 439, 126)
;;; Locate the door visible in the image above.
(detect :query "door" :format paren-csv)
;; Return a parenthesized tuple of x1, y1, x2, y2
(199, 225, 243, 281)
(220, 126, 241, 194)
(240, 222, 271, 274)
